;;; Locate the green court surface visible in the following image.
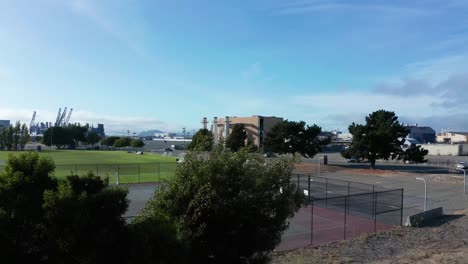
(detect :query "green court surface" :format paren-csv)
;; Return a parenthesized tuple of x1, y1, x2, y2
(0, 150, 178, 184)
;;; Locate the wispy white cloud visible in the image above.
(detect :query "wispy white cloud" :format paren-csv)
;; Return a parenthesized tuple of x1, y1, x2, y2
(68, 0, 146, 57)
(291, 92, 436, 117)
(403, 53, 468, 84)
(273, 1, 429, 16)
(288, 90, 468, 132)
(0, 108, 182, 134)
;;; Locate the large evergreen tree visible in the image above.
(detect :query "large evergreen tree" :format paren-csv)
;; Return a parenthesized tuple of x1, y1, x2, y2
(346, 110, 409, 169)
(226, 124, 247, 152)
(264, 120, 328, 158)
(188, 128, 214, 151)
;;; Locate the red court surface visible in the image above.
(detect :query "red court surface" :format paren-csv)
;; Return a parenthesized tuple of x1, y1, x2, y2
(277, 205, 397, 251)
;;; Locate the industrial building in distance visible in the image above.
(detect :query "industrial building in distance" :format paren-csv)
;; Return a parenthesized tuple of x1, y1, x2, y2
(0, 120, 10, 128)
(28, 107, 105, 137)
(404, 124, 436, 144)
(201, 115, 283, 147)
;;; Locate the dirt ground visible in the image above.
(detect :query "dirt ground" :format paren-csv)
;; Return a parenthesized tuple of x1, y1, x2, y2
(295, 163, 465, 185)
(273, 210, 468, 264)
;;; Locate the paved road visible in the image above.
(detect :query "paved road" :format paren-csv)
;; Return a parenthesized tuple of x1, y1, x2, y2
(119, 183, 159, 218)
(122, 153, 468, 221)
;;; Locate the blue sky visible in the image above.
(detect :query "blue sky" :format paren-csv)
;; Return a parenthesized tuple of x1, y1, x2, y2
(1, 0, 468, 134)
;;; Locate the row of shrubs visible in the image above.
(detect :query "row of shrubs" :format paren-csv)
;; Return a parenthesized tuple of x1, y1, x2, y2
(0, 148, 303, 264)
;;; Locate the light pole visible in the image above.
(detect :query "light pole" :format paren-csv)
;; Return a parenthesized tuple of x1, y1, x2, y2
(416, 177, 427, 211)
(457, 168, 467, 195)
(318, 156, 324, 178)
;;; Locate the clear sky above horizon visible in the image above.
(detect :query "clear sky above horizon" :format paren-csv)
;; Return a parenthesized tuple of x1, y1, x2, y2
(1, 0, 468, 134)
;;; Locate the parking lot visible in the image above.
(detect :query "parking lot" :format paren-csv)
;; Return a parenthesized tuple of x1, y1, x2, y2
(301, 153, 468, 219)
(123, 153, 468, 221)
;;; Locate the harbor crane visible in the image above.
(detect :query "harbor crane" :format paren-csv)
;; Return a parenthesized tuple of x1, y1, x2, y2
(63, 108, 73, 126)
(57, 107, 67, 127)
(55, 108, 62, 126)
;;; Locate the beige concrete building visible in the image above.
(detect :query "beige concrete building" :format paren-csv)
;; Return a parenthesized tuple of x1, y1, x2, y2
(436, 132, 468, 143)
(421, 144, 462, 156)
(203, 115, 283, 147)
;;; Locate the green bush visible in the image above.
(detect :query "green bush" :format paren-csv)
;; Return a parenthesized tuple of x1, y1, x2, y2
(138, 147, 304, 263)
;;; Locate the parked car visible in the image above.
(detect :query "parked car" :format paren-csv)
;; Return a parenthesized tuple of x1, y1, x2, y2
(347, 158, 358, 163)
(456, 162, 468, 169)
(164, 147, 173, 152)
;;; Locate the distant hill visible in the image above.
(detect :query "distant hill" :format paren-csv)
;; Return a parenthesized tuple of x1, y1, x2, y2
(138, 130, 164, 137)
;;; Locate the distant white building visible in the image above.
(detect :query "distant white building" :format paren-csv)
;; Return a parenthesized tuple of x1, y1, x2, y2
(154, 132, 169, 138)
(436, 132, 468, 144)
(337, 133, 353, 141)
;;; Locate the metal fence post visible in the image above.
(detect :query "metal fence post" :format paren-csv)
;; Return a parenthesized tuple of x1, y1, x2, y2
(374, 191, 378, 233)
(325, 178, 328, 208)
(311, 198, 314, 246)
(344, 196, 347, 240)
(138, 163, 140, 183)
(308, 174, 311, 203)
(400, 189, 404, 226)
(117, 164, 120, 185)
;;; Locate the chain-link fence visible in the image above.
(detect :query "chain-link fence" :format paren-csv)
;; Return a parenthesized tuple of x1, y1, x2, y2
(279, 174, 403, 251)
(0, 162, 178, 184)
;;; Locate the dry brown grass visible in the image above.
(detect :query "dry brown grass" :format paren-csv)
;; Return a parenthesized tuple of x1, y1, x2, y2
(274, 213, 468, 264)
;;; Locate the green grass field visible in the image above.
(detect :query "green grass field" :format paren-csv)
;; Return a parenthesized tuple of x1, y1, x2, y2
(0, 150, 178, 184)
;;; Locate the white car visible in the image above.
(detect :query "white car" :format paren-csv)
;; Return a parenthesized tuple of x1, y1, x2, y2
(456, 162, 468, 169)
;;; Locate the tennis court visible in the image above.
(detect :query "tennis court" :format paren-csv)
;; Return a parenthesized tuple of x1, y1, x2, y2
(278, 174, 403, 251)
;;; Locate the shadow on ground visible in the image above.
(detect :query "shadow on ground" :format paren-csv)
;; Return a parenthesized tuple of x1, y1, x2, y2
(424, 214, 465, 227)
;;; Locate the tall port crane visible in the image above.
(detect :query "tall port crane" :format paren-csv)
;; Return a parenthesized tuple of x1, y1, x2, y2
(63, 108, 73, 126)
(30, 111, 36, 130)
(55, 108, 62, 126)
(57, 107, 67, 127)
(29, 111, 37, 134)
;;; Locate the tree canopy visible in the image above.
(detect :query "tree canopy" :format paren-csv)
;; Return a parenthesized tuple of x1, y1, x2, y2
(86, 131, 101, 147)
(0, 122, 30, 151)
(0, 152, 130, 263)
(188, 128, 214, 151)
(226, 123, 247, 152)
(138, 148, 303, 263)
(264, 120, 329, 158)
(130, 139, 145, 148)
(345, 110, 409, 169)
(42, 125, 88, 149)
(114, 137, 132, 148)
(400, 145, 428, 164)
(102, 136, 120, 147)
